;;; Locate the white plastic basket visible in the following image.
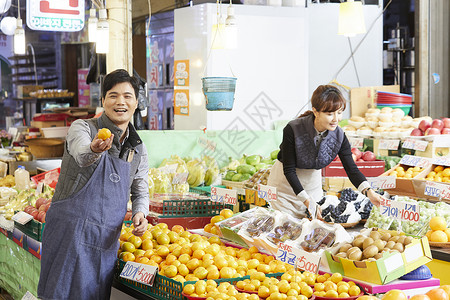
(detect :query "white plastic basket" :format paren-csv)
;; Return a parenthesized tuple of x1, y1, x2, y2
(41, 126, 69, 139)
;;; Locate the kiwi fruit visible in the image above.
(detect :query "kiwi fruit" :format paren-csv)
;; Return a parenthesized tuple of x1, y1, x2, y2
(366, 258, 376, 262)
(388, 236, 400, 243)
(347, 247, 361, 256)
(397, 236, 406, 245)
(348, 250, 363, 261)
(404, 236, 413, 245)
(373, 239, 385, 252)
(339, 243, 353, 253)
(363, 237, 374, 250)
(352, 237, 365, 249)
(336, 252, 347, 258)
(369, 231, 381, 240)
(394, 242, 404, 253)
(380, 232, 391, 241)
(385, 241, 396, 249)
(363, 245, 379, 259)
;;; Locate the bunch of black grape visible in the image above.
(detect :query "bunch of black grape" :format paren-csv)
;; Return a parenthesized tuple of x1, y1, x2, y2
(360, 201, 373, 220)
(317, 196, 326, 206)
(339, 188, 359, 202)
(333, 214, 350, 223)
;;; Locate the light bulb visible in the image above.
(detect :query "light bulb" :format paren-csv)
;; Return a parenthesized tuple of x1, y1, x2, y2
(14, 18, 25, 55)
(338, 0, 366, 37)
(225, 6, 237, 49)
(88, 8, 98, 43)
(0, 0, 11, 14)
(1, 16, 17, 35)
(96, 9, 109, 53)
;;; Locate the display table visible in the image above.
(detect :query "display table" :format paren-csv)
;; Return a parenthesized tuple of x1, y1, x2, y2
(428, 248, 450, 285)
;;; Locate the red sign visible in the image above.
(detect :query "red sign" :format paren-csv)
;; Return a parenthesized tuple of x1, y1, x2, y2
(77, 69, 90, 107)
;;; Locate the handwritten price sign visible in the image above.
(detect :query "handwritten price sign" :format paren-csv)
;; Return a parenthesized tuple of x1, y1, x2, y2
(348, 137, 364, 149)
(120, 262, 158, 286)
(402, 139, 428, 151)
(433, 157, 450, 167)
(400, 155, 423, 167)
(211, 186, 237, 205)
(379, 139, 400, 150)
(380, 199, 420, 222)
(257, 184, 277, 202)
(424, 181, 450, 200)
(276, 243, 320, 274)
(368, 176, 396, 190)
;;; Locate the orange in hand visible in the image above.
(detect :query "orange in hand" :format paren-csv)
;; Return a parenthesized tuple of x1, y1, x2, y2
(98, 128, 111, 140)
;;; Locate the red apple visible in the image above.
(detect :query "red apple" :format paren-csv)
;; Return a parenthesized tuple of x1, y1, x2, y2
(42, 202, 51, 212)
(425, 128, 441, 135)
(24, 205, 35, 214)
(38, 204, 47, 212)
(419, 120, 431, 133)
(37, 211, 46, 223)
(351, 148, 362, 160)
(442, 117, 450, 128)
(35, 197, 46, 209)
(442, 128, 450, 134)
(362, 151, 377, 161)
(431, 119, 444, 131)
(357, 159, 364, 162)
(352, 153, 357, 162)
(30, 210, 39, 220)
(410, 128, 423, 136)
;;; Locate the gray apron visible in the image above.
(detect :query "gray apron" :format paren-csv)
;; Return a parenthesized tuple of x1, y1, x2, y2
(268, 160, 323, 219)
(38, 151, 130, 300)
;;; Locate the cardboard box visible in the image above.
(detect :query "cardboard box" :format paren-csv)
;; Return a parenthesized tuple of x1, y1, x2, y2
(412, 164, 450, 201)
(26, 235, 42, 259)
(17, 85, 43, 98)
(323, 177, 354, 193)
(30, 120, 66, 128)
(350, 85, 400, 117)
(12, 227, 26, 248)
(322, 160, 385, 177)
(378, 163, 429, 197)
(326, 236, 432, 285)
(414, 135, 450, 158)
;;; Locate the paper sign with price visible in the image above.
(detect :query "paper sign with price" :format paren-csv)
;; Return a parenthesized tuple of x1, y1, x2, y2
(257, 184, 277, 202)
(379, 139, 400, 150)
(349, 137, 364, 149)
(424, 181, 450, 199)
(276, 243, 320, 274)
(368, 176, 396, 190)
(402, 139, 428, 151)
(211, 186, 237, 205)
(381, 200, 420, 222)
(400, 155, 422, 166)
(120, 262, 158, 286)
(433, 157, 450, 167)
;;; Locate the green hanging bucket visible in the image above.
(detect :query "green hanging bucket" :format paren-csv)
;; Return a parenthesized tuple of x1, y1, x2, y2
(202, 77, 237, 111)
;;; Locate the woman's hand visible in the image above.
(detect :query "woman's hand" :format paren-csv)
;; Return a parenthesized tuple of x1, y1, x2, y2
(90, 132, 114, 153)
(304, 198, 323, 220)
(132, 212, 148, 236)
(367, 188, 382, 207)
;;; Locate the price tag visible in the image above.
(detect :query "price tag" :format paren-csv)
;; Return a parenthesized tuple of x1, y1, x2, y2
(367, 176, 396, 190)
(245, 189, 256, 204)
(399, 155, 422, 166)
(416, 158, 432, 169)
(211, 186, 237, 205)
(441, 185, 450, 200)
(433, 157, 450, 167)
(276, 243, 320, 274)
(424, 181, 448, 199)
(402, 139, 428, 151)
(21, 291, 38, 300)
(12, 211, 33, 225)
(380, 200, 420, 222)
(158, 164, 178, 174)
(257, 184, 277, 202)
(349, 137, 364, 149)
(172, 172, 188, 184)
(379, 139, 400, 150)
(120, 262, 158, 286)
(402, 139, 415, 149)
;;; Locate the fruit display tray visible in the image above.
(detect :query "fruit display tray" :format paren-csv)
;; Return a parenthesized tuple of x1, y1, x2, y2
(14, 218, 45, 242)
(428, 242, 450, 248)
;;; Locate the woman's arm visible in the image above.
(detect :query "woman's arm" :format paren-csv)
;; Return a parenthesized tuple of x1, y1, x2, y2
(281, 125, 305, 195)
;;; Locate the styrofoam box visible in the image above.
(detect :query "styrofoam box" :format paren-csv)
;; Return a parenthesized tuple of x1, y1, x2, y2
(41, 127, 69, 139)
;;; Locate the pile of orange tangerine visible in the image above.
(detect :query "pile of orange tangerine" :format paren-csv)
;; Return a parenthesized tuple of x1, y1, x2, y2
(426, 216, 450, 243)
(118, 222, 293, 284)
(204, 208, 234, 235)
(424, 165, 450, 183)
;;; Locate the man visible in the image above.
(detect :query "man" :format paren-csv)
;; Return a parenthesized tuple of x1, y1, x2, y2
(38, 69, 149, 299)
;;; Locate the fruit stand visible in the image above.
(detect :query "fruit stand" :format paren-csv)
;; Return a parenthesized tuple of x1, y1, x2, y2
(1, 120, 450, 300)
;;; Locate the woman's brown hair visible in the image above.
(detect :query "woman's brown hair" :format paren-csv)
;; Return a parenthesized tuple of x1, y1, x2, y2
(299, 85, 346, 118)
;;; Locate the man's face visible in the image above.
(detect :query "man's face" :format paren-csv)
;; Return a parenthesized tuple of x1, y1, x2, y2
(102, 82, 137, 127)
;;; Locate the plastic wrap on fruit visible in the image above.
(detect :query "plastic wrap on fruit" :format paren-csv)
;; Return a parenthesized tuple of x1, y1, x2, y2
(246, 215, 275, 237)
(148, 176, 155, 199)
(186, 159, 206, 187)
(301, 228, 336, 252)
(172, 183, 189, 194)
(149, 168, 171, 193)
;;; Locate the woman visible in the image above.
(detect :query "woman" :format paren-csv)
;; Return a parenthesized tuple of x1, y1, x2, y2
(268, 85, 382, 220)
(38, 69, 149, 300)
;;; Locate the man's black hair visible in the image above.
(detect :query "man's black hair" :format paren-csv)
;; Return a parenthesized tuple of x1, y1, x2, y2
(102, 69, 140, 99)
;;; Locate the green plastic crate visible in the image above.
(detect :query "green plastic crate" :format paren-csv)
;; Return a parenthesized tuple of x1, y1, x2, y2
(114, 259, 251, 300)
(14, 219, 45, 242)
(189, 185, 226, 196)
(159, 199, 233, 218)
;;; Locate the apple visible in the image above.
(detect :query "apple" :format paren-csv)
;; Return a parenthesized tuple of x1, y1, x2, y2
(24, 205, 35, 214)
(42, 202, 51, 212)
(351, 148, 362, 160)
(442, 128, 450, 134)
(425, 128, 441, 135)
(38, 204, 47, 212)
(357, 159, 364, 162)
(431, 119, 444, 131)
(410, 128, 423, 136)
(35, 197, 46, 209)
(37, 211, 46, 223)
(30, 210, 39, 220)
(419, 120, 431, 133)
(362, 151, 377, 161)
(442, 117, 450, 128)
(352, 153, 357, 162)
